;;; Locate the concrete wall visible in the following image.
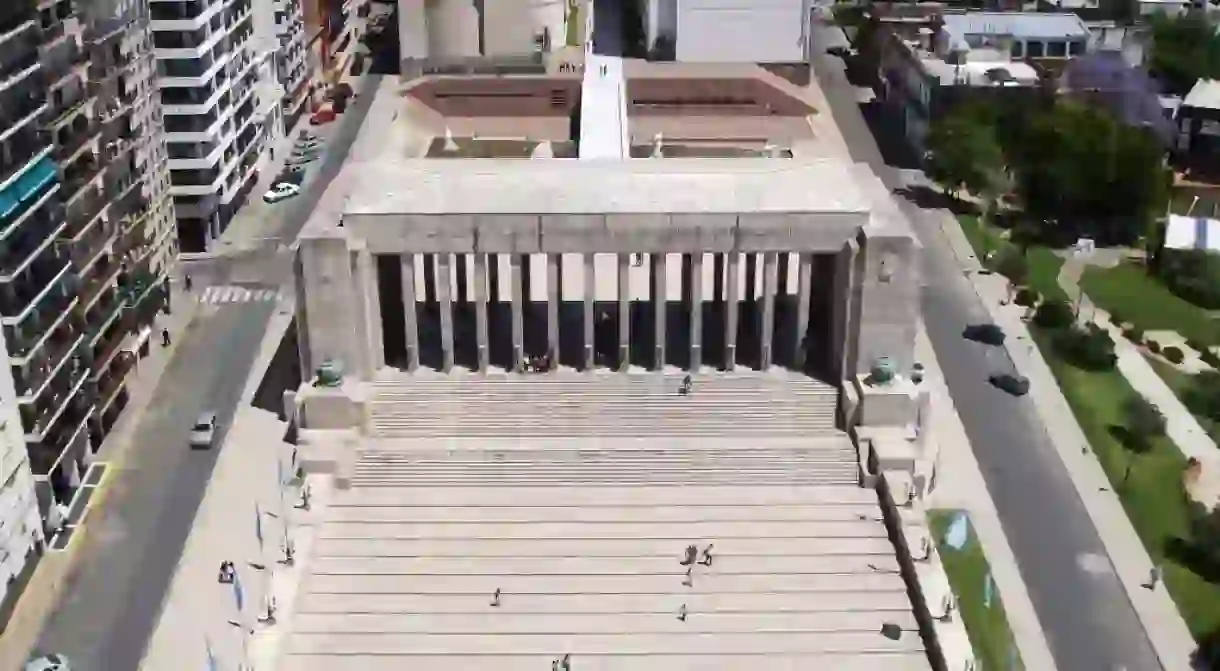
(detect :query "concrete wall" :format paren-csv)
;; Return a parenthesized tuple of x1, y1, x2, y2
(406, 76, 582, 117)
(627, 76, 815, 116)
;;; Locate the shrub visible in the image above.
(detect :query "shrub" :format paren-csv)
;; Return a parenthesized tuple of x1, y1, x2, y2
(1185, 371, 1220, 422)
(1148, 340, 1162, 354)
(1013, 288, 1040, 307)
(1124, 394, 1166, 451)
(1034, 299, 1076, 330)
(993, 247, 1030, 286)
(1164, 346, 1186, 364)
(1159, 248, 1220, 310)
(1110, 311, 1124, 326)
(1187, 338, 1207, 353)
(1201, 348, 1220, 369)
(1122, 326, 1144, 343)
(1053, 324, 1118, 371)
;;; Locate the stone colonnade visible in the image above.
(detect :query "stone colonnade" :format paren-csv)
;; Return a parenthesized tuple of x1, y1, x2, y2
(396, 251, 820, 374)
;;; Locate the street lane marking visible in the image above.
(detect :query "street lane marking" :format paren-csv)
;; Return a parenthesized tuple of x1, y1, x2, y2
(200, 285, 286, 305)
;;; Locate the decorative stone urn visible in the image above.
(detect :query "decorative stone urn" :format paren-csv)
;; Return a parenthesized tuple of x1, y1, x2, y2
(315, 360, 344, 388)
(869, 356, 897, 386)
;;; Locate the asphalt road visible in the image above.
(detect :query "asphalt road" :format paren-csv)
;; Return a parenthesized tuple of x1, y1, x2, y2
(33, 74, 383, 671)
(807, 32, 1163, 670)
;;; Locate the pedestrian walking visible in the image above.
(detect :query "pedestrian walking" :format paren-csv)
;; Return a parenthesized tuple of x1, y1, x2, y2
(677, 603, 688, 621)
(682, 566, 693, 587)
(184, 274, 193, 291)
(1144, 564, 1162, 590)
(491, 588, 501, 607)
(680, 374, 693, 396)
(699, 544, 714, 567)
(679, 544, 697, 566)
(161, 328, 171, 347)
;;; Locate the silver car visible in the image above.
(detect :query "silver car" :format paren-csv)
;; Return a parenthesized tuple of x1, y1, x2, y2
(189, 412, 217, 449)
(25, 654, 71, 671)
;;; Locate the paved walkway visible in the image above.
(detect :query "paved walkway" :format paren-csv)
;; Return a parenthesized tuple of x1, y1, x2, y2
(138, 307, 330, 671)
(935, 212, 1198, 670)
(0, 280, 202, 669)
(1057, 258, 1220, 506)
(917, 326, 1058, 671)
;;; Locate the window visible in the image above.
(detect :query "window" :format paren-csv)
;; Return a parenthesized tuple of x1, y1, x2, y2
(1047, 40, 1067, 57)
(1026, 40, 1044, 58)
(1011, 41, 1024, 58)
(1069, 40, 1085, 56)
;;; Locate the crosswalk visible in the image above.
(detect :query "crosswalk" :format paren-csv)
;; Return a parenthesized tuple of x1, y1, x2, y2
(200, 285, 286, 305)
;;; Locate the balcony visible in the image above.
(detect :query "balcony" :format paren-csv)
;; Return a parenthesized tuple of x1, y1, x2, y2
(79, 254, 123, 313)
(89, 304, 128, 377)
(95, 350, 132, 414)
(4, 273, 73, 363)
(0, 51, 39, 95)
(22, 347, 90, 442)
(64, 209, 114, 273)
(0, 151, 55, 222)
(54, 118, 96, 166)
(60, 152, 103, 205)
(36, 398, 91, 469)
(14, 310, 82, 397)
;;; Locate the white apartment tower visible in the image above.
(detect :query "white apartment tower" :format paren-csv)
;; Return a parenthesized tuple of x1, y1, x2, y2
(273, 0, 310, 128)
(152, 0, 285, 254)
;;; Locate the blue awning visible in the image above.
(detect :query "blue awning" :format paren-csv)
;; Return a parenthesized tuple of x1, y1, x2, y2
(0, 156, 58, 220)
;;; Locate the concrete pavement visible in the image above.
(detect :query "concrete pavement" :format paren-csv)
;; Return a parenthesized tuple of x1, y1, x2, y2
(808, 24, 1164, 670)
(18, 74, 384, 670)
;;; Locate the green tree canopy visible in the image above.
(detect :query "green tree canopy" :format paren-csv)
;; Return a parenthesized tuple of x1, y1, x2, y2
(1011, 101, 1170, 244)
(1149, 11, 1220, 96)
(924, 106, 1006, 202)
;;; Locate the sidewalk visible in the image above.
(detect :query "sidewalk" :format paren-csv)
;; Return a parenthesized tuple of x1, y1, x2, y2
(138, 307, 329, 671)
(934, 209, 1198, 669)
(917, 326, 1059, 671)
(0, 278, 203, 670)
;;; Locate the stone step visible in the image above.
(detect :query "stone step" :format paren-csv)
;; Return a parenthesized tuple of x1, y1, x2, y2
(285, 652, 932, 671)
(324, 503, 880, 524)
(305, 571, 908, 596)
(367, 426, 840, 438)
(290, 610, 921, 635)
(311, 537, 896, 559)
(348, 473, 860, 488)
(359, 446, 855, 459)
(317, 521, 892, 543)
(330, 485, 879, 507)
(348, 470, 858, 486)
(297, 590, 918, 616)
(306, 555, 898, 577)
(286, 630, 926, 657)
(356, 452, 855, 467)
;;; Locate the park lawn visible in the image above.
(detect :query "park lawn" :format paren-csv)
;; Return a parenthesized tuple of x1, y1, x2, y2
(957, 215, 1067, 302)
(1034, 329, 1220, 640)
(1080, 262, 1220, 346)
(928, 510, 1023, 671)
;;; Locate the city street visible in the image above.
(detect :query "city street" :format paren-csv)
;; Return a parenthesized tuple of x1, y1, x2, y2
(807, 30, 1162, 670)
(32, 74, 383, 670)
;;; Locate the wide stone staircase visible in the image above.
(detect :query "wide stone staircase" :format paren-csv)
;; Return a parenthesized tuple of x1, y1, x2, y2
(285, 485, 932, 671)
(366, 370, 841, 439)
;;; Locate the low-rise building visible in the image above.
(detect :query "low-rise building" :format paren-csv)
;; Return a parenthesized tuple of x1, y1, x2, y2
(1175, 78, 1220, 169)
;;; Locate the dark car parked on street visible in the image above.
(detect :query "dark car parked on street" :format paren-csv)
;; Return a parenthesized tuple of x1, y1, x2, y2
(963, 323, 1007, 346)
(989, 373, 1030, 396)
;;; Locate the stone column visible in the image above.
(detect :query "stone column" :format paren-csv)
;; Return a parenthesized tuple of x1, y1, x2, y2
(474, 252, 489, 372)
(652, 253, 666, 370)
(400, 253, 419, 371)
(511, 254, 524, 371)
(794, 253, 812, 370)
(437, 253, 454, 372)
(489, 253, 500, 302)
(690, 252, 703, 371)
(725, 252, 739, 370)
(354, 248, 379, 379)
(583, 253, 595, 370)
(617, 253, 630, 370)
(423, 253, 436, 303)
(547, 253, 560, 363)
(760, 251, 778, 370)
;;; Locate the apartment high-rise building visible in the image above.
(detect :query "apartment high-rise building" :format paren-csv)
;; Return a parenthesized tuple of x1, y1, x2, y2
(0, 0, 52, 601)
(273, 0, 311, 128)
(152, 0, 286, 254)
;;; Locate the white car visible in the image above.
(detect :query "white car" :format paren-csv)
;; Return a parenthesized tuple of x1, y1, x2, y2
(263, 182, 301, 203)
(25, 654, 71, 671)
(189, 412, 217, 449)
(296, 137, 323, 150)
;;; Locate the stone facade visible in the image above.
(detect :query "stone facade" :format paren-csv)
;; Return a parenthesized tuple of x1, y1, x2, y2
(293, 158, 921, 393)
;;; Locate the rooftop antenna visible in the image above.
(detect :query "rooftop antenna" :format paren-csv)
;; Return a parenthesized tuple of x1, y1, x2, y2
(443, 126, 458, 152)
(651, 132, 664, 158)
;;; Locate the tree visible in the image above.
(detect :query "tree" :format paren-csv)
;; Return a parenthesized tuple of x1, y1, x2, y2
(1185, 371, 1220, 422)
(1123, 394, 1166, 451)
(993, 246, 1030, 300)
(1148, 12, 1220, 96)
(1011, 101, 1170, 245)
(924, 107, 1007, 203)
